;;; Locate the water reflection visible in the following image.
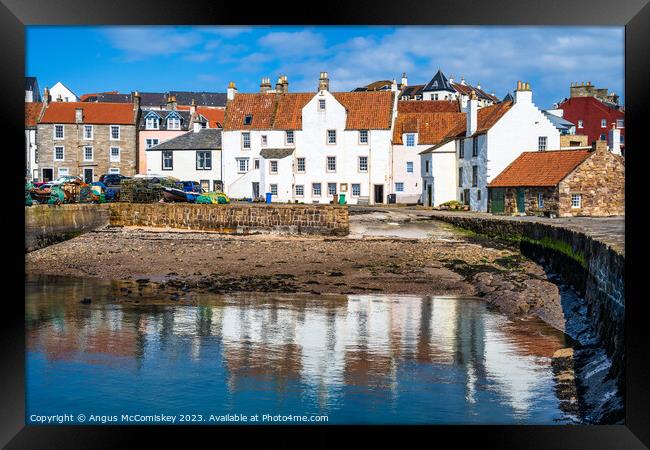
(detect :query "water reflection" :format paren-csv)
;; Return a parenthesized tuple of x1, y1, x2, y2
(26, 276, 576, 424)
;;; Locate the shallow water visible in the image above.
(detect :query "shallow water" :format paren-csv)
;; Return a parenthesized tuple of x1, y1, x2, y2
(26, 275, 578, 425)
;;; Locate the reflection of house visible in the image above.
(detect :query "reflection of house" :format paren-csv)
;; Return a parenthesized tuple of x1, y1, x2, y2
(487, 140, 624, 217)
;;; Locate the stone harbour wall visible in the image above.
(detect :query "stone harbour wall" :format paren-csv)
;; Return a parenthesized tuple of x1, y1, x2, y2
(25, 204, 111, 252)
(109, 203, 350, 236)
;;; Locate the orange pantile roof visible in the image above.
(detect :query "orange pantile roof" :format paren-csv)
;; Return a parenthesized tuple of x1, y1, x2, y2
(40, 102, 136, 125)
(446, 101, 513, 138)
(223, 91, 394, 131)
(197, 107, 225, 128)
(488, 149, 593, 187)
(393, 112, 466, 145)
(397, 100, 460, 113)
(25, 102, 42, 127)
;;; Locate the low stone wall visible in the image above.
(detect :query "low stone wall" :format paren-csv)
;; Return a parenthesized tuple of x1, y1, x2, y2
(25, 204, 111, 252)
(432, 214, 625, 384)
(109, 203, 349, 236)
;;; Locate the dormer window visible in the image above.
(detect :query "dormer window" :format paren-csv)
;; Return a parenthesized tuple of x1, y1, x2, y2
(146, 117, 159, 130)
(244, 114, 253, 125)
(167, 117, 181, 130)
(406, 133, 415, 147)
(318, 99, 326, 110)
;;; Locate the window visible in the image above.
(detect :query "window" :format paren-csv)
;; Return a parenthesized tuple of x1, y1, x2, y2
(54, 125, 64, 139)
(286, 131, 294, 145)
(477, 189, 481, 201)
(109, 168, 120, 174)
(237, 158, 249, 173)
(254, 158, 260, 169)
(578, 120, 584, 128)
(616, 119, 624, 128)
(538, 136, 547, 151)
(538, 192, 544, 208)
(84, 146, 93, 162)
(328, 183, 337, 196)
(327, 130, 337, 144)
(359, 130, 368, 144)
(162, 151, 173, 170)
(110, 125, 120, 140)
(296, 157, 305, 173)
(459, 139, 465, 158)
(244, 114, 252, 125)
(472, 165, 478, 187)
(312, 183, 322, 197)
(600, 134, 606, 140)
(261, 135, 268, 147)
(395, 182, 404, 192)
(167, 117, 181, 130)
(103, 148, 118, 164)
(352, 184, 361, 196)
(270, 160, 278, 174)
(318, 99, 326, 110)
(406, 161, 414, 173)
(200, 180, 210, 192)
(146, 117, 159, 130)
(201, 122, 207, 129)
(571, 194, 582, 208)
(270, 184, 278, 195)
(295, 185, 304, 196)
(340, 183, 348, 193)
(58, 168, 69, 177)
(83, 125, 93, 140)
(425, 160, 430, 173)
(54, 146, 64, 161)
(358, 156, 368, 172)
(242, 132, 251, 149)
(327, 156, 336, 172)
(601, 119, 607, 128)
(472, 137, 478, 157)
(196, 151, 212, 170)
(146, 139, 159, 149)
(458, 167, 463, 187)
(406, 133, 415, 147)
(620, 134, 625, 144)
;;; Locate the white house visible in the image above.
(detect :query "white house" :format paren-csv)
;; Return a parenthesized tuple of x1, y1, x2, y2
(448, 82, 560, 211)
(221, 73, 396, 204)
(146, 126, 222, 192)
(420, 70, 498, 108)
(25, 102, 43, 181)
(391, 101, 463, 204)
(49, 82, 78, 102)
(419, 137, 460, 208)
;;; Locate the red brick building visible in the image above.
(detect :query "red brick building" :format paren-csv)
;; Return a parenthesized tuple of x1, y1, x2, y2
(557, 96, 625, 154)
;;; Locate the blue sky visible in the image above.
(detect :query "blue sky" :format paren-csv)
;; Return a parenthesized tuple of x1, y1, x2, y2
(26, 26, 624, 109)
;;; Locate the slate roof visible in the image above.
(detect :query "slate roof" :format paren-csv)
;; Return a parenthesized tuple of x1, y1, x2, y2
(488, 149, 593, 187)
(81, 93, 132, 103)
(147, 129, 222, 151)
(138, 110, 192, 130)
(223, 91, 394, 131)
(25, 77, 41, 101)
(40, 102, 136, 124)
(542, 111, 575, 132)
(25, 102, 43, 128)
(397, 100, 460, 113)
(393, 112, 466, 146)
(138, 92, 169, 108)
(503, 92, 514, 102)
(170, 91, 227, 108)
(400, 84, 424, 98)
(260, 148, 294, 159)
(422, 70, 455, 93)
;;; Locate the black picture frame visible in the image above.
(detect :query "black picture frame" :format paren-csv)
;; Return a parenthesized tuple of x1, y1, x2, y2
(3, 0, 649, 447)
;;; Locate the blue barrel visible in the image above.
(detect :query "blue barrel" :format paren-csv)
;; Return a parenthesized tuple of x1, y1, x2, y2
(265, 192, 272, 204)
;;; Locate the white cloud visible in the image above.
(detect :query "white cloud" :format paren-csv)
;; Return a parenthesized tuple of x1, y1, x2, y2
(258, 30, 326, 56)
(103, 27, 202, 61)
(197, 26, 253, 38)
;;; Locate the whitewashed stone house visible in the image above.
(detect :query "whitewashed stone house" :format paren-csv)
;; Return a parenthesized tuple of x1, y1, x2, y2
(49, 81, 78, 102)
(222, 73, 396, 204)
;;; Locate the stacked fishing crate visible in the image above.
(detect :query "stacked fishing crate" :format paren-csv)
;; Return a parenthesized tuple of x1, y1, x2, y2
(119, 177, 177, 203)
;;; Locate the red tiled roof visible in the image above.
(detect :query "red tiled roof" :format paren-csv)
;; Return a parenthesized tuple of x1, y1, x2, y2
(40, 102, 135, 124)
(25, 102, 42, 127)
(488, 149, 593, 187)
(223, 91, 394, 131)
(446, 101, 513, 137)
(393, 112, 466, 145)
(197, 107, 225, 128)
(397, 100, 460, 113)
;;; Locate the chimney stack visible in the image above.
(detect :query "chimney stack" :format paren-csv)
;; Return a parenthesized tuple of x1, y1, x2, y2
(466, 91, 478, 137)
(275, 76, 284, 93)
(318, 72, 330, 92)
(391, 79, 398, 92)
(608, 123, 621, 155)
(514, 80, 532, 104)
(260, 77, 272, 93)
(75, 107, 83, 124)
(281, 75, 289, 93)
(460, 76, 466, 86)
(593, 139, 608, 153)
(43, 87, 50, 106)
(56, 94, 63, 102)
(190, 98, 196, 115)
(401, 72, 408, 87)
(166, 95, 177, 110)
(193, 121, 202, 133)
(132, 91, 141, 112)
(227, 81, 237, 101)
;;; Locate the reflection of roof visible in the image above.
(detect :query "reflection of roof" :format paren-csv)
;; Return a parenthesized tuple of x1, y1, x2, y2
(223, 91, 394, 131)
(397, 100, 460, 113)
(488, 149, 592, 187)
(40, 102, 135, 124)
(260, 148, 294, 159)
(25, 102, 42, 128)
(147, 129, 222, 150)
(393, 112, 465, 145)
